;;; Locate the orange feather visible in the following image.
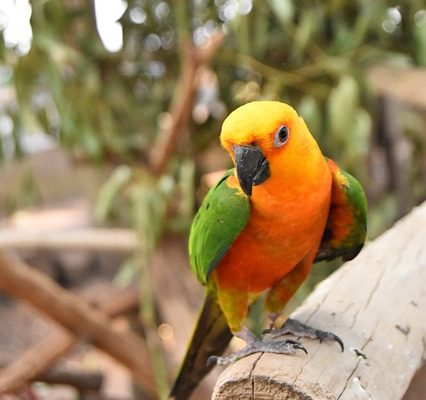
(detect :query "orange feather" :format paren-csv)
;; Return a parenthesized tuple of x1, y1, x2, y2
(215, 102, 332, 294)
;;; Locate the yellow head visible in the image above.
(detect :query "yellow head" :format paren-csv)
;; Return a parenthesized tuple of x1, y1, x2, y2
(220, 101, 323, 196)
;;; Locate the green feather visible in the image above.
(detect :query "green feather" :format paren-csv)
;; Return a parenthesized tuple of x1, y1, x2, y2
(169, 294, 231, 400)
(315, 164, 367, 262)
(189, 169, 250, 284)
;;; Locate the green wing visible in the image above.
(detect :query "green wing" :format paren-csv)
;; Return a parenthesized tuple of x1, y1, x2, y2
(189, 169, 250, 284)
(315, 160, 367, 262)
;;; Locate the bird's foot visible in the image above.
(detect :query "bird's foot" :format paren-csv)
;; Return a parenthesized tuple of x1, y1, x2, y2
(207, 337, 307, 366)
(263, 318, 344, 352)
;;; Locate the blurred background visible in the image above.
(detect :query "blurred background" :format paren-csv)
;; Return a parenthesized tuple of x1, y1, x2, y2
(0, 0, 425, 399)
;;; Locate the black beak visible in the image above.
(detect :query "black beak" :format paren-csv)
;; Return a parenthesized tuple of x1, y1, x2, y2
(233, 145, 270, 196)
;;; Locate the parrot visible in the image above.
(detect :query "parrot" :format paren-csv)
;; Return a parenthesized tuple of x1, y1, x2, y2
(169, 101, 367, 400)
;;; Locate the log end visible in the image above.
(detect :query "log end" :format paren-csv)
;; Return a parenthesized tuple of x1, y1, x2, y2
(212, 352, 336, 400)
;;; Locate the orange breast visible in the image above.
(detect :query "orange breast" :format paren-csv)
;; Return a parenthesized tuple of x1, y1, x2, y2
(215, 160, 332, 293)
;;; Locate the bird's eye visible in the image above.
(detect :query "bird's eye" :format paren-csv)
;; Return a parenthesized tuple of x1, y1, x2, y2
(274, 125, 289, 147)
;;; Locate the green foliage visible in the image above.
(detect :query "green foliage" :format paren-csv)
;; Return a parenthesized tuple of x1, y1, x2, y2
(94, 159, 194, 396)
(94, 165, 132, 221)
(1, 1, 423, 174)
(1, 0, 425, 393)
(326, 75, 372, 178)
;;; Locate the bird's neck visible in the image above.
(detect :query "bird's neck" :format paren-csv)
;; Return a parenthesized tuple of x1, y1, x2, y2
(250, 152, 331, 216)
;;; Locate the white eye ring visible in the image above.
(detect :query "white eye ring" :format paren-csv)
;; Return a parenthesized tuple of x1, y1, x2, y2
(274, 125, 289, 147)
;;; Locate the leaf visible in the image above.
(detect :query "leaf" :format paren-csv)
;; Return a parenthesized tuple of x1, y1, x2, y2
(130, 179, 165, 251)
(177, 159, 195, 218)
(292, 9, 315, 62)
(298, 95, 323, 141)
(348, 5, 374, 50)
(341, 108, 371, 175)
(81, 127, 102, 159)
(413, 13, 426, 66)
(267, 0, 294, 26)
(94, 165, 132, 222)
(253, 4, 270, 57)
(114, 256, 138, 287)
(327, 75, 359, 143)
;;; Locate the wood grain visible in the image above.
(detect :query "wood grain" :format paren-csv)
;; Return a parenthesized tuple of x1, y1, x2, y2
(213, 202, 426, 400)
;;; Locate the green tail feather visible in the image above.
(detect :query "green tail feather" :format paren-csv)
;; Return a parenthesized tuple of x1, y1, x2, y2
(169, 294, 232, 400)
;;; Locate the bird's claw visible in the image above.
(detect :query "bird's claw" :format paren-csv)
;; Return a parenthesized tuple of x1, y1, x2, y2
(315, 330, 344, 352)
(206, 355, 221, 366)
(264, 318, 344, 352)
(284, 339, 308, 354)
(206, 338, 307, 366)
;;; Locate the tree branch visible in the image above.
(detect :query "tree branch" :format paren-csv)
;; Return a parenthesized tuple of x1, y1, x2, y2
(0, 253, 156, 397)
(0, 228, 137, 252)
(148, 32, 224, 176)
(0, 324, 75, 394)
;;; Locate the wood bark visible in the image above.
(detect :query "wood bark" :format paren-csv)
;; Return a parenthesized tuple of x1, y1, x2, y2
(0, 253, 156, 397)
(213, 202, 426, 400)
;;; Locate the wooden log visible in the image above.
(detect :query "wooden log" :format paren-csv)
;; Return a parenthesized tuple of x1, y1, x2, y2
(0, 228, 137, 252)
(213, 202, 426, 400)
(0, 253, 156, 398)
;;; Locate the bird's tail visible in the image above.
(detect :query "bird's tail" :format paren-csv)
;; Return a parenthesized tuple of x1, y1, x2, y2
(169, 294, 232, 400)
